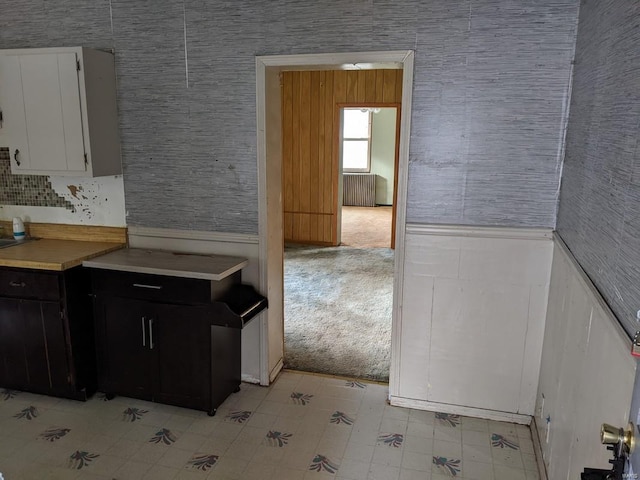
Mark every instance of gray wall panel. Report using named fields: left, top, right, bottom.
left=557, top=0, right=640, bottom=336
left=0, top=0, right=579, bottom=233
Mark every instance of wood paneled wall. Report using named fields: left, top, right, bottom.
left=282, top=69, right=403, bottom=245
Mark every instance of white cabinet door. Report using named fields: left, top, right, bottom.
left=0, top=52, right=86, bottom=174
left=19, top=53, right=86, bottom=173
left=0, top=55, right=30, bottom=167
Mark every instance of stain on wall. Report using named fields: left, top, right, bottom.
left=0, top=148, right=74, bottom=210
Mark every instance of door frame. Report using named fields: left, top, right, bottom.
left=256, top=51, right=414, bottom=391
left=336, top=102, right=401, bottom=248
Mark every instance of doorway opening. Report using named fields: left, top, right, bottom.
left=256, top=51, right=414, bottom=390
left=339, top=105, right=399, bottom=249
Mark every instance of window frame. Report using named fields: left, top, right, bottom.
left=342, top=108, right=372, bottom=173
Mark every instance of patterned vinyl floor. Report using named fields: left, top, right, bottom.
left=0, top=371, right=540, bottom=479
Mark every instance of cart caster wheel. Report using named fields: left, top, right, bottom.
left=105, top=393, right=116, bottom=400
left=233, top=386, right=241, bottom=393
left=207, top=409, right=217, bottom=417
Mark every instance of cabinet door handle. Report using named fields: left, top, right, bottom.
left=9, top=281, right=26, bottom=288
left=141, top=316, right=146, bottom=347
left=14, top=149, right=20, bottom=166
left=133, top=283, right=162, bottom=290
left=148, top=318, right=154, bottom=350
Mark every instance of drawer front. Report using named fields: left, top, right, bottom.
left=0, top=269, right=61, bottom=300
left=91, top=270, right=211, bottom=304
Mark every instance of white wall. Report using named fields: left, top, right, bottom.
left=0, top=174, right=126, bottom=226
left=535, top=235, right=636, bottom=480
left=391, top=225, right=553, bottom=423
left=370, top=108, right=396, bottom=206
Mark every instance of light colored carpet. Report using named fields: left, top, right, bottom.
left=341, top=206, right=392, bottom=248
left=284, top=245, right=393, bottom=382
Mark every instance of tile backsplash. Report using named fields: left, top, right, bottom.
left=0, top=148, right=74, bottom=211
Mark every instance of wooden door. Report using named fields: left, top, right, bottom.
left=152, top=303, right=211, bottom=411
left=282, top=69, right=403, bottom=245
left=95, top=296, right=153, bottom=399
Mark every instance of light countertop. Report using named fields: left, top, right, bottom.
left=0, top=238, right=125, bottom=271
left=82, top=248, right=248, bottom=281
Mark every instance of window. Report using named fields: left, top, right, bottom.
left=342, top=108, right=372, bottom=172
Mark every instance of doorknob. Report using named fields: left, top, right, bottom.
left=581, top=422, right=635, bottom=479
left=601, top=422, right=635, bottom=454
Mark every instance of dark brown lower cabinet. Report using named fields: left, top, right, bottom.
left=0, top=267, right=96, bottom=400
left=91, top=270, right=263, bottom=415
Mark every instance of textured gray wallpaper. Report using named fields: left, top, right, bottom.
left=0, top=1, right=579, bottom=233
left=557, top=0, right=640, bottom=337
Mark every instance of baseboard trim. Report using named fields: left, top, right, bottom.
left=389, top=396, right=531, bottom=425
left=241, top=374, right=261, bottom=385
left=531, top=416, right=549, bottom=480
left=128, top=226, right=259, bottom=244
left=406, top=224, right=553, bottom=241
left=269, top=357, right=284, bottom=385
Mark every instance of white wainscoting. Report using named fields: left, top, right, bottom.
left=390, top=225, right=554, bottom=424
left=127, top=226, right=265, bottom=385
left=534, top=234, right=635, bottom=480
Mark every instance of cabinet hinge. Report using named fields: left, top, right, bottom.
left=84, top=153, right=88, bottom=165
left=77, top=60, right=81, bottom=71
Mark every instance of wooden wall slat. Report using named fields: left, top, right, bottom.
left=282, top=72, right=293, bottom=215
left=382, top=70, right=396, bottom=102
left=324, top=71, right=334, bottom=223
left=364, top=70, right=377, bottom=102
left=375, top=70, right=385, bottom=103
left=291, top=71, right=300, bottom=214
left=300, top=71, right=311, bottom=216
left=356, top=70, right=367, bottom=103
left=395, top=70, right=404, bottom=103
left=282, top=68, right=401, bottom=245
left=346, top=71, right=358, bottom=103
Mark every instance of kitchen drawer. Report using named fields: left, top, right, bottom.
left=91, top=270, right=212, bottom=304
left=0, top=268, right=61, bottom=300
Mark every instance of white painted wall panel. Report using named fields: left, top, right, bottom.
left=393, top=226, right=553, bottom=421
left=535, top=236, right=636, bottom=480
left=398, top=261, right=433, bottom=400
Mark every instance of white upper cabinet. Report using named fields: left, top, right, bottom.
left=0, top=47, right=121, bottom=177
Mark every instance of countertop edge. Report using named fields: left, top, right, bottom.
left=82, top=258, right=249, bottom=281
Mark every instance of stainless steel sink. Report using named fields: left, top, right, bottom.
left=0, top=238, right=23, bottom=249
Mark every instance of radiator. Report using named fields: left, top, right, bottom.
left=343, top=174, right=376, bottom=207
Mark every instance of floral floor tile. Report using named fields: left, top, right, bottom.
left=14, top=406, right=38, bottom=420
left=491, top=433, right=520, bottom=450
left=291, top=392, right=314, bottom=405
left=68, top=450, right=100, bottom=469
left=435, top=413, right=461, bottom=428
left=309, top=453, right=339, bottom=474
left=377, top=433, right=404, bottom=448
left=226, top=410, right=253, bottom=424
left=186, top=452, right=219, bottom=471
left=122, top=407, right=149, bottom=422
left=264, top=430, right=293, bottom=447
left=39, top=427, right=71, bottom=442
left=433, top=456, right=462, bottom=477
left=149, top=428, right=177, bottom=445
left=329, top=411, right=354, bottom=426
